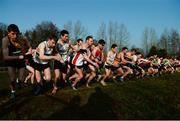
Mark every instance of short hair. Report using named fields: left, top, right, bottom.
left=122, top=47, right=128, bottom=51
left=111, top=44, right=117, bottom=49
left=77, top=38, right=83, bottom=43
left=86, top=35, right=93, bottom=41
left=60, top=30, right=69, bottom=36
left=98, top=39, right=106, bottom=45
left=48, top=34, right=57, bottom=42
left=7, top=24, right=20, bottom=33
left=136, top=51, right=141, bottom=55
left=131, top=48, right=137, bottom=53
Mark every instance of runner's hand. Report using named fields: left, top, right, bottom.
left=94, top=62, right=99, bottom=68
left=59, top=59, right=64, bottom=64
left=113, top=64, right=119, bottom=67
left=54, top=55, right=61, bottom=61
left=18, top=55, right=24, bottom=59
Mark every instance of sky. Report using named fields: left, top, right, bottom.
left=0, top=0, right=180, bottom=48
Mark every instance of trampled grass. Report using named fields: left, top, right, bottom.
left=0, top=72, right=180, bottom=119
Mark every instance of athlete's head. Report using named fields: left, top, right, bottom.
left=7, top=24, right=20, bottom=41
left=60, top=30, right=69, bottom=42
left=111, top=44, right=118, bottom=53
left=86, top=35, right=94, bottom=46
left=98, top=39, right=106, bottom=50
left=76, top=38, right=83, bottom=46
left=131, top=48, right=137, bottom=55
left=47, top=35, right=57, bottom=48
left=122, top=47, right=128, bottom=53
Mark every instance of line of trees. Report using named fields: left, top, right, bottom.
left=96, top=21, right=130, bottom=51
left=142, top=27, right=180, bottom=58
left=1, top=21, right=180, bottom=63
left=0, top=23, right=8, bottom=62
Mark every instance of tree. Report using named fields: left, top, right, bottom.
left=63, top=21, right=73, bottom=40
left=25, top=21, right=59, bottom=48
left=96, top=22, right=107, bottom=51
left=147, top=46, right=158, bottom=57
left=149, top=28, right=158, bottom=47
left=141, top=27, right=158, bottom=56
left=108, top=21, right=114, bottom=49
left=157, top=48, right=168, bottom=58
left=0, top=23, right=8, bottom=48
left=117, top=23, right=130, bottom=49
left=0, top=23, right=8, bottom=63
left=73, top=20, right=88, bottom=43
left=170, top=29, right=180, bottom=54
left=96, top=22, right=107, bottom=41
left=63, top=20, right=88, bottom=44
left=158, top=29, right=169, bottom=51
left=142, top=27, right=149, bottom=56
left=107, top=21, right=130, bottom=51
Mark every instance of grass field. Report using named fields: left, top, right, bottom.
left=0, top=72, right=180, bottom=119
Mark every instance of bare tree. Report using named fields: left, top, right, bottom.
left=96, top=22, right=107, bottom=41
left=108, top=21, right=114, bottom=49
left=142, top=27, right=149, bottom=56
left=159, top=29, right=169, bottom=51
left=73, top=20, right=88, bottom=43
left=170, top=29, right=180, bottom=54
left=107, top=21, right=130, bottom=51
left=117, top=23, right=130, bottom=49
left=141, top=27, right=158, bottom=56
left=63, top=21, right=73, bottom=40
left=149, top=28, right=158, bottom=47
left=96, top=22, right=108, bottom=51
left=63, top=21, right=73, bottom=33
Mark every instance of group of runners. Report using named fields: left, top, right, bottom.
left=2, top=24, right=180, bottom=99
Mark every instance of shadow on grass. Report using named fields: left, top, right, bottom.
left=0, top=94, right=33, bottom=119
left=48, top=87, right=118, bottom=120
left=0, top=89, right=9, bottom=98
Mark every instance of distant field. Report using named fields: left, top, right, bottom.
left=0, top=72, right=180, bottom=120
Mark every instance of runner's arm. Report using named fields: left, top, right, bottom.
left=2, top=38, right=23, bottom=60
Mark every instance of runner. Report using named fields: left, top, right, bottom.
left=100, top=44, right=118, bottom=86
left=52, top=30, right=74, bottom=94
left=33, top=35, right=63, bottom=95
left=69, top=36, right=99, bottom=90
left=24, top=49, right=37, bottom=85
left=86, top=39, right=106, bottom=88
left=116, top=47, right=132, bottom=82
left=2, top=24, right=32, bottom=99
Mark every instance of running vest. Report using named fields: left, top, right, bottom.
left=34, top=41, right=53, bottom=64
left=105, top=52, right=116, bottom=66
left=7, top=37, right=23, bottom=56
left=95, top=49, right=102, bottom=61
left=56, top=41, right=70, bottom=62
left=163, top=59, right=170, bottom=65
left=72, top=49, right=87, bottom=66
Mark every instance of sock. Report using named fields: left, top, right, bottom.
left=11, top=90, right=15, bottom=93
left=11, top=80, right=16, bottom=91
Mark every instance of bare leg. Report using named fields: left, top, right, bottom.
left=8, top=67, right=16, bottom=92
left=43, top=67, right=51, bottom=82
left=24, top=73, right=32, bottom=83
left=72, top=67, right=83, bottom=90
left=52, top=69, right=60, bottom=94
left=122, top=66, right=132, bottom=78
left=86, top=65, right=96, bottom=88
left=69, top=73, right=78, bottom=81
left=25, top=65, right=34, bottom=84
left=100, top=68, right=111, bottom=86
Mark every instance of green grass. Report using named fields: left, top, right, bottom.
left=0, top=72, right=180, bottom=119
